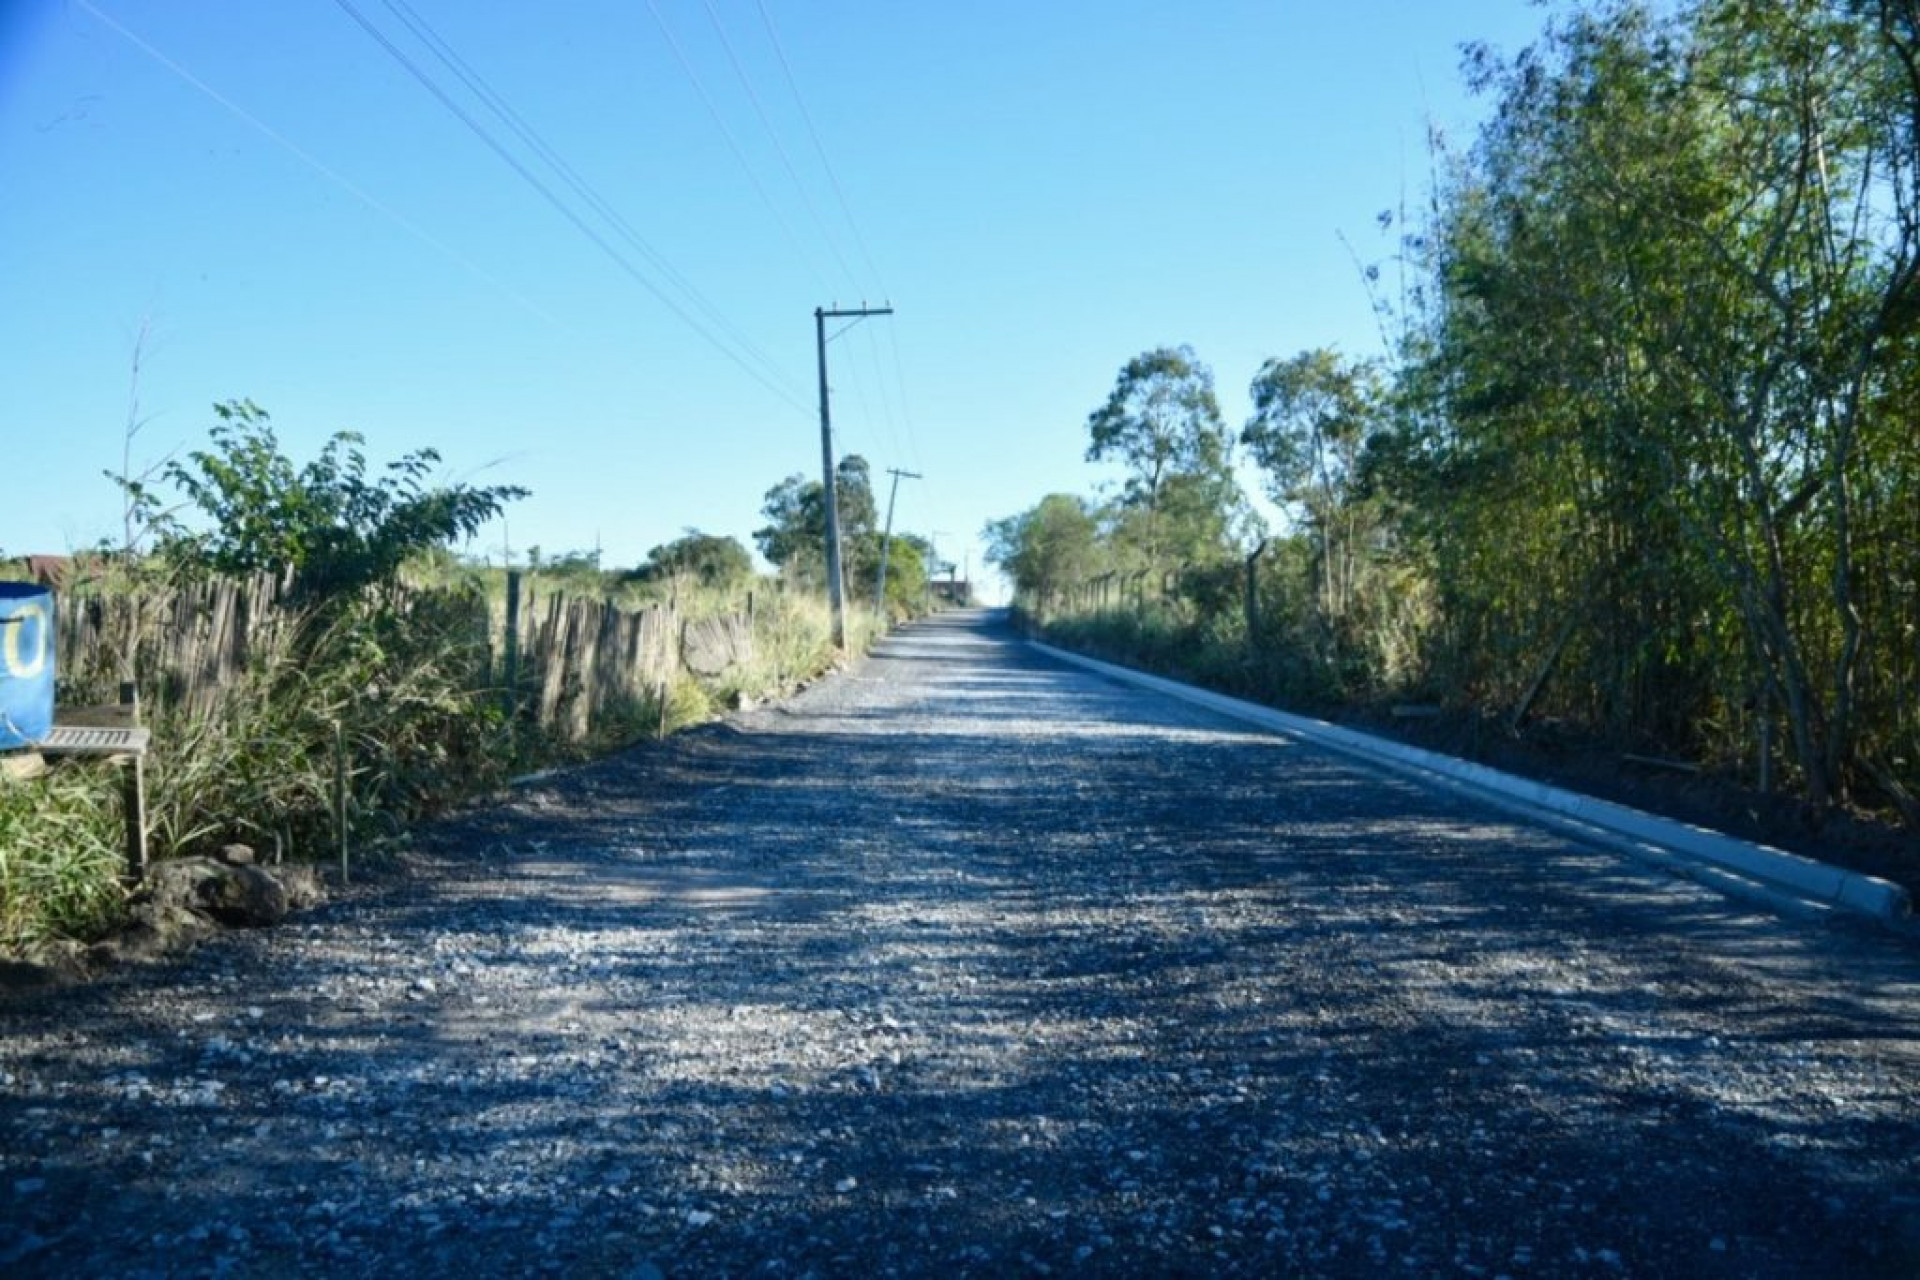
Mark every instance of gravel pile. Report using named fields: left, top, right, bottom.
left=4, top=610, right=1919, bottom=1277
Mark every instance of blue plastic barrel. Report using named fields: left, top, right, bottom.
left=0, top=582, right=55, bottom=749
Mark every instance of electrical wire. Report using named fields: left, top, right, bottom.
left=72, top=0, right=565, bottom=330
left=861, top=321, right=902, bottom=462
left=659, top=0, right=919, bottom=478
left=698, top=0, right=862, bottom=298
left=643, top=0, right=832, bottom=298
left=376, top=0, right=799, bottom=397
left=752, top=0, right=922, bottom=469
left=885, top=322, right=923, bottom=470
left=328, top=0, right=811, bottom=414
left=830, top=333, right=877, bottom=464
left=753, top=0, right=887, bottom=296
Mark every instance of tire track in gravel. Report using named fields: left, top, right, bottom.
left=3, top=608, right=1919, bottom=1278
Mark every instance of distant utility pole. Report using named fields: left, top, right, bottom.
left=927, top=530, right=950, bottom=610
left=815, top=303, right=894, bottom=649
left=873, top=467, right=922, bottom=617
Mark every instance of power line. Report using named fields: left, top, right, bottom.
left=328, top=0, right=810, bottom=414
left=885, top=324, right=924, bottom=471
left=699, top=0, right=862, bottom=297
left=643, top=0, right=832, bottom=298
left=860, top=321, right=903, bottom=462
left=826, top=326, right=877, bottom=462
left=751, top=1, right=920, bottom=468
left=72, top=0, right=565, bottom=330
left=377, top=0, right=799, bottom=397
left=753, top=0, right=888, bottom=296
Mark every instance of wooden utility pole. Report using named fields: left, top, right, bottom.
left=874, top=467, right=922, bottom=617
left=815, top=304, right=894, bottom=649
left=927, top=530, right=949, bottom=611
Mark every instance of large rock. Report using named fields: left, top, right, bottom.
left=90, top=899, right=216, bottom=966
left=272, top=863, right=327, bottom=911
left=83, top=856, right=325, bottom=968
left=146, top=856, right=292, bottom=927
left=209, top=841, right=325, bottom=906
left=682, top=616, right=752, bottom=678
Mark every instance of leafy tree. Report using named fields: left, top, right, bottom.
left=1243, top=350, right=1379, bottom=515
left=1085, top=347, right=1237, bottom=571
left=134, top=400, right=525, bottom=597
left=874, top=534, right=927, bottom=617
left=1243, top=349, right=1388, bottom=622
left=832, top=454, right=879, bottom=540
left=529, top=549, right=614, bottom=596
left=984, top=494, right=1102, bottom=612
left=752, top=475, right=813, bottom=571
left=754, top=454, right=877, bottom=582
left=635, top=530, right=754, bottom=591
left=1408, top=0, right=1920, bottom=809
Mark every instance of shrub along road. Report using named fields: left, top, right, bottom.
left=3, top=609, right=1919, bottom=1277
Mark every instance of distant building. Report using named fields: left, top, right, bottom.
left=19, top=555, right=73, bottom=587
left=13, top=554, right=108, bottom=588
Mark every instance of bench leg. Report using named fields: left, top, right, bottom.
left=117, top=682, right=148, bottom=881
left=122, top=755, right=148, bottom=881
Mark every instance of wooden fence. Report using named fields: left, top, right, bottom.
left=54, top=573, right=295, bottom=716
left=51, top=573, right=753, bottom=745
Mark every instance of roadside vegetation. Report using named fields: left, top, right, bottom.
left=0, top=404, right=928, bottom=955
left=989, top=0, right=1920, bottom=846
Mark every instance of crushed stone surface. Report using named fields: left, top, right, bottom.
left=4, top=609, right=1919, bottom=1277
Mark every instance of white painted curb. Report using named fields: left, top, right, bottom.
left=1029, top=641, right=1912, bottom=925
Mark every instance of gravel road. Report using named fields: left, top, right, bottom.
left=4, top=609, right=1919, bottom=1278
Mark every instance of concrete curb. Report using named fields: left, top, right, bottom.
left=1029, top=640, right=1912, bottom=926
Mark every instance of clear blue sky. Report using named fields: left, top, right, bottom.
left=2, top=0, right=1551, bottom=598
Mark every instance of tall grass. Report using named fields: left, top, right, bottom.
left=710, top=588, right=888, bottom=707
left=1039, top=605, right=1296, bottom=703
left=145, top=589, right=506, bottom=860
left=0, top=768, right=125, bottom=949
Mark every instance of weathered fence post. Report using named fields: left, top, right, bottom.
left=503, top=569, right=522, bottom=723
